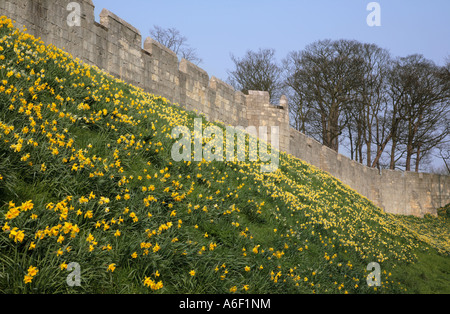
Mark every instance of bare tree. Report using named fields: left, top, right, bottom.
left=438, top=58, right=450, bottom=174
left=283, top=42, right=448, bottom=172
left=363, top=55, right=408, bottom=170
left=227, top=48, right=282, bottom=103
left=388, top=55, right=450, bottom=172
left=282, top=51, right=312, bottom=134
left=345, top=43, right=391, bottom=167
left=150, top=25, right=202, bottom=65
left=436, top=145, right=450, bottom=174
left=283, top=39, right=365, bottom=152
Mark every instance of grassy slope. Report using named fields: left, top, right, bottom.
left=0, top=16, right=449, bottom=294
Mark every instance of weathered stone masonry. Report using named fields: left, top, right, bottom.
left=1, top=0, right=449, bottom=216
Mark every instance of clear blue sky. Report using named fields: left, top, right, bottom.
left=92, top=0, right=450, bottom=82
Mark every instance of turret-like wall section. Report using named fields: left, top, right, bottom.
left=1, top=0, right=448, bottom=216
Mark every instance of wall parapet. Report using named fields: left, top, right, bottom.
left=1, top=0, right=448, bottom=216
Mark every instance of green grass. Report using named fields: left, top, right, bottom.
left=391, top=249, right=450, bottom=294
left=0, top=16, right=449, bottom=294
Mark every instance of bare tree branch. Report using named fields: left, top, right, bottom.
left=149, top=25, right=202, bottom=65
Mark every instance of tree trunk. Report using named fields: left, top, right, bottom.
left=390, top=137, right=397, bottom=170
left=348, top=124, right=354, bottom=160
left=405, top=142, right=413, bottom=172
left=366, top=120, right=372, bottom=167
left=415, top=145, right=421, bottom=172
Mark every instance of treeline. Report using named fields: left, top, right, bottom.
left=227, top=41, right=450, bottom=172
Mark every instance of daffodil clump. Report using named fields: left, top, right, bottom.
left=0, top=16, right=449, bottom=294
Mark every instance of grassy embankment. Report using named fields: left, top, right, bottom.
left=0, top=16, right=449, bottom=294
